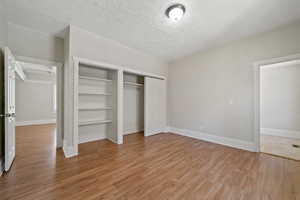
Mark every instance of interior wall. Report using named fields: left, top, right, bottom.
left=7, top=23, right=64, bottom=62
left=70, top=26, right=168, bottom=76
left=168, top=21, right=300, bottom=144
left=15, top=80, right=56, bottom=125
left=0, top=1, right=7, bottom=47
left=260, top=64, right=300, bottom=132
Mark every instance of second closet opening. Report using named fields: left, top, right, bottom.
left=123, top=72, right=145, bottom=136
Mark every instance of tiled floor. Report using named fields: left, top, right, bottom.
left=261, top=135, right=300, bottom=161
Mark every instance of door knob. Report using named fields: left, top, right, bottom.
left=0, top=113, right=15, bottom=118
left=0, top=113, right=11, bottom=118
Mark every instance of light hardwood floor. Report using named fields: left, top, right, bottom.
left=261, top=135, right=300, bottom=161
left=0, top=125, right=300, bottom=200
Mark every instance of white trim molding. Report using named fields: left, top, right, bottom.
left=261, top=128, right=300, bottom=139
left=23, top=79, right=55, bottom=84
left=117, top=70, right=124, bottom=145
left=79, top=133, right=106, bottom=144
left=63, top=140, right=78, bottom=158
left=144, top=128, right=167, bottom=137
left=73, top=57, right=166, bottom=80
left=260, top=59, right=300, bottom=69
left=169, top=127, right=256, bottom=152
left=16, top=56, right=63, bottom=68
left=124, top=129, right=144, bottom=135
left=16, top=119, right=56, bottom=126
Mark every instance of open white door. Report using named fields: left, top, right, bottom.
left=3, top=47, right=16, bottom=171
left=144, top=77, right=166, bottom=136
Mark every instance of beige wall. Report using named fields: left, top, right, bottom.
left=168, top=21, right=300, bottom=143
left=7, top=23, right=64, bottom=62
left=70, top=26, right=168, bottom=77
left=261, top=64, right=300, bottom=132
left=15, top=79, right=56, bottom=124
left=0, top=1, right=7, bottom=47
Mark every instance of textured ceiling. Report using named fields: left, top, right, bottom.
left=6, top=0, right=300, bottom=61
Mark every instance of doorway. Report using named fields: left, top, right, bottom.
left=13, top=57, right=63, bottom=168
left=254, top=55, right=300, bottom=160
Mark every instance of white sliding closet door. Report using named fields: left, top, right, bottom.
left=144, top=77, right=166, bottom=136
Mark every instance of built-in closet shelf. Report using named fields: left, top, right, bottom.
left=124, top=82, right=144, bottom=87
left=79, top=75, right=112, bottom=83
left=79, top=91, right=112, bottom=96
left=78, top=119, right=112, bottom=126
left=78, top=106, right=112, bottom=111
left=77, top=64, right=117, bottom=146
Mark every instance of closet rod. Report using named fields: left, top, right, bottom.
left=124, top=82, right=144, bottom=87
left=79, top=75, right=112, bottom=83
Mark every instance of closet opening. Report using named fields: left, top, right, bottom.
left=123, top=72, right=145, bottom=138
left=77, top=64, right=118, bottom=149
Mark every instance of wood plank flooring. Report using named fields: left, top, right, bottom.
left=261, top=135, right=300, bottom=161
left=0, top=124, right=300, bottom=200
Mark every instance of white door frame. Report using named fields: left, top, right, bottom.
left=16, top=56, right=64, bottom=148
left=253, top=53, right=300, bottom=152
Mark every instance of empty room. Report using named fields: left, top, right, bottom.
left=0, top=0, right=300, bottom=199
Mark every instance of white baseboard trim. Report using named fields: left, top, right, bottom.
left=107, top=137, right=118, bottom=144
left=63, top=145, right=77, bottom=158
left=261, top=128, right=300, bottom=139
left=123, top=129, right=144, bottom=135
left=169, top=127, right=256, bottom=152
left=63, top=140, right=78, bottom=158
left=79, top=133, right=106, bottom=144
left=144, top=128, right=167, bottom=137
left=16, top=119, right=56, bottom=126
left=165, top=126, right=171, bottom=132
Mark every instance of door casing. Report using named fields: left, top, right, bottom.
left=253, top=53, right=300, bottom=152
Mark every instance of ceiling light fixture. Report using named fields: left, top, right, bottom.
left=166, top=4, right=186, bottom=22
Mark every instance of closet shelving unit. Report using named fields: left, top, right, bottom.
left=78, top=91, right=112, bottom=95
left=76, top=63, right=118, bottom=145
left=66, top=57, right=168, bottom=158
left=78, top=119, right=112, bottom=126
left=78, top=106, right=112, bottom=111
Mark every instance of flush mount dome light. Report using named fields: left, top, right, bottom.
left=166, top=4, right=186, bottom=22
